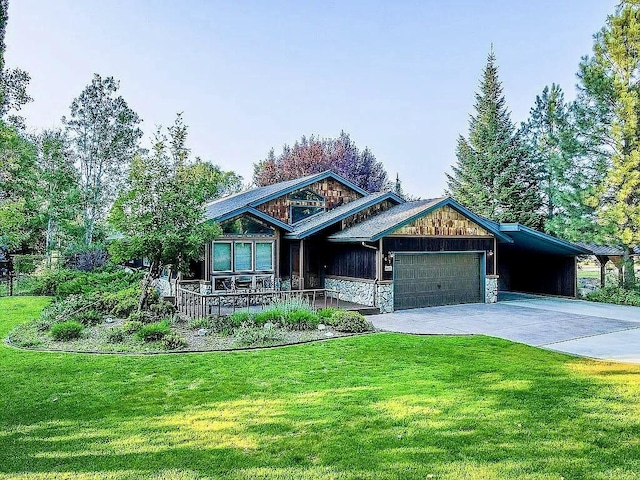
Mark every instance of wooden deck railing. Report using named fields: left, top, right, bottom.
left=176, top=286, right=341, bottom=319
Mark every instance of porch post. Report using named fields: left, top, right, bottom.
left=376, top=238, right=383, bottom=281
left=299, top=239, right=305, bottom=290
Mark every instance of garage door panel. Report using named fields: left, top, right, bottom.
left=394, top=253, right=482, bottom=310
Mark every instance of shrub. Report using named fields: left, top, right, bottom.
left=162, top=333, right=188, bottom=350
left=123, top=320, right=143, bottom=334
left=106, top=328, right=126, bottom=344
left=99, top=287, right=140, bottom=317
left=149, top=300, right=176, bottom=318
left=283, top=310, right=320, bottom=331
left=51, top=321, right=83, bottom=341
left=69, top=248, right=109, bottom=271
left=253, top=308, right=284, bottom=326
left=40, top=295, right=97, bottom=324
left=269, top=298, right=314, bottom=315
left=235, top=324, right=286, bottom=347
left=127, top=310, right=155, bottom=324
left=229, top=311, right=253, bottom=327
left=317, top=307, right=338, bottom=319
left=136, top=321, right=170, bottom=342
left=34, top=319, right=52, bottom=332
left=328, top=310, right=374, bottom=333
left=586, top=286, right=640, bottom=307
left=188, top=317, right=212, bottom=329
left=70, top=309, right=103, bottom=326
left=32, top=267, right=143, bottom=298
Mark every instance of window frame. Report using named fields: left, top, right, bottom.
left=212, top=241, right=233, bottom=272
left=255, top=241, right=275, bottom=272
left=233, top=241, right=254, bottom=272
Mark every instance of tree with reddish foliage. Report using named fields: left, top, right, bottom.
left=253, top=131, right=389, bottom=192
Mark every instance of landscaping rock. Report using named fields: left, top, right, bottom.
left=317, top=323, right=326, bottom=330
left=197, top=328, right=209, bottom=336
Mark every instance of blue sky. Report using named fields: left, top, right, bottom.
left=6, top=0, right=617, bottom=197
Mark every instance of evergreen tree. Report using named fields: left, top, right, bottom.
left=521, top=84, right=603, bottom=241
left=447, top=51, right=541, bottom=227
left=579, top=1, right=640, bottom=287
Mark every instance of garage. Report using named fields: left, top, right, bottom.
left=393, top=252, right=483, bottom=310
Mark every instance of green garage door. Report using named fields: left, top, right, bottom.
left=393, top=252, right=482, bottom=310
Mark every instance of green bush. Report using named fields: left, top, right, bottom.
left=106, top=328, right=126, bottom=344
left=136, top=321, right=171, bottom=342
left=32, top=267, right=143, bottom=298
left=283, top=310, right=320, bottom=331
left=40, top=294, right=97, bottom=324
left=51, top=321, right=84, bottom=341
left=127, top=310, right=155, bottom=324
left=586, top=286, right=640, bottom=306
left=34, top=319, right=52, bottom=332
left=149, top=300, right=176, bottom=318
left=99, top=287, right=140, bottom=317
left=235, top=324, right=286, bottom=347
left=229, top=311, right=252, bottom=327
left=70, top=309, right=103, bottom=326
left=253, top=308, right=284, bottom=326
left=188, top=317, right=212, bottom=329
left=123, top=320, right=143, bottom=334
left=317, top=307, right=338, bottom=319
left=162, top=333, right=188, bottom=350
left=328, top=310, right=374, bottom=333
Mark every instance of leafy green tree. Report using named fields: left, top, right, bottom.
left=63, top=74, right=142, bottom=247
left=0, top=0, right=31, bottom=128
left=0, top=122, right=38, bottom=252
left=108, top=116, right=237, bottom=310
left=447, top=51, right=541, bottom=227
left=34, top=130, right=82, bottom=251
left=579, top=1, right=640, bottom=287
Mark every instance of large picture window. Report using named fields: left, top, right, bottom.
left=234, top=242, right=253, bottom=271
left=255, top=242, right=274, bottom=271
left=213, top=242, right=232, bottom=271
left=212, top=240, right=275, bottom=274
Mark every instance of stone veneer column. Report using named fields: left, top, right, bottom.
left=485, top=275, right=499, bottom=303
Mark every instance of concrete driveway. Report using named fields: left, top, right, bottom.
left=369, top=293, right=640, bottom=364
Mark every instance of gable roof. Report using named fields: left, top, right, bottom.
left=327, top=197, right=513, bottom=243
left=285, top=191, right=405, bottom=240
left=204, top=170, right=368, bottom=225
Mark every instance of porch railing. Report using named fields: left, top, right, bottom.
left=176, top=286, right=341, bottom=319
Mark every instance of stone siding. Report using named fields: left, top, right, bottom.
left=325, top=277, right=376, bottom=307
left=485, top=275, right=498, bottom=303
left=376, top=282, right=394, bottom=313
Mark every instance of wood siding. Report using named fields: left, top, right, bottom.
left=256, top=178, right=363, bottom=224
left=393, top=205, right=490, bottom=236
left=342, top=199, right=396, bottom=230
left=383, top=237, right=494, bottom=280
left=325, top=244, right=376, bottom=280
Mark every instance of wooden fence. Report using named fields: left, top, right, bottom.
left=176, top=285, right=341, bottom=319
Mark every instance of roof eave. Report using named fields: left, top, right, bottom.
left=284, top=191, right=405, bottom=240
left=210, top=207, right=293, bottom=232
left=499, top=223, right=590, bottom=255
left=248, top=171, right=369, bottom=208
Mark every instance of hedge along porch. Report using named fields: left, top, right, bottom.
left=198, top=170, right=588, bottom=313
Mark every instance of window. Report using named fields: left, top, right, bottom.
left=213, top=242, right=232, bottom=271
left=290, top=188, right=325, bottom=223
left=220, top=216, right=275, bottom=236
left=255, top=242, right=274, bottom=271
left=234, top=242, right=253, bottom=271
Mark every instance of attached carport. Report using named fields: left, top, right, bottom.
left=497, top=224, right=590, bottom=297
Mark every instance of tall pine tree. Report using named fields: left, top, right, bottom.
left=579, top=1, right=640, bottom=287
left=447, top=51, right=541, bottom=227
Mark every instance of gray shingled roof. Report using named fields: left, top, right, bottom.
left=328, top=198, right=444, bottom=241
left=204, top=172, right=332, bottom=221
left=285, top=191, right=403, bottom=239
left=577, top=243, right=640, bottom=256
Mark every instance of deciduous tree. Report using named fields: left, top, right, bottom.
left=63, top=74, right=142, bottom=246
left=253, top=131, right=389, bottom=192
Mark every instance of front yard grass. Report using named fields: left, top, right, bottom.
left=1, top=297, right=640, bottom=479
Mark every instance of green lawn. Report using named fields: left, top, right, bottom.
left=1, top=298, right=640, bottom=479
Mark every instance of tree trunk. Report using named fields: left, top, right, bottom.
left=138, top=260, right=162, bottom=312
left=623, top=248, right=636, bottom=289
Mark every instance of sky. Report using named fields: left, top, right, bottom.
left=6, top=0, right=618, bottom=198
